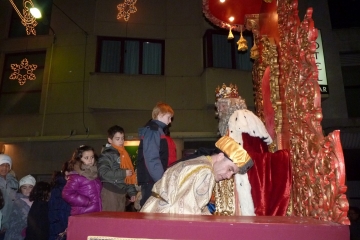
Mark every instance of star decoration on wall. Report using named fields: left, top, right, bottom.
left=117, top=0, right=137, bottom=21
left=9, top=58, right=37, bottom=85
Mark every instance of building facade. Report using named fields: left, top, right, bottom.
left=0, top=0, right=359, bottom=200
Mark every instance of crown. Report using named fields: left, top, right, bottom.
left=215, top=83, right=239, bottom=100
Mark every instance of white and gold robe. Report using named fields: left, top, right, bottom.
left=140, top=156, right=214, bottom=215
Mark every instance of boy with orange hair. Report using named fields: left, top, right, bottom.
left=137, top=102, right=174, bottom=208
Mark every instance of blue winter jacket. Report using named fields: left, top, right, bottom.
left=137, top=120, right=169, bottom=184
left=48, top=176, right=71, bottom=240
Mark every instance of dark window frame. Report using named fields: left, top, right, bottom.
left=203, top=29, right=253, bottom=71
left=95, top=36, right=165, bottom=75
left=340, top=51, right=360, bottom=118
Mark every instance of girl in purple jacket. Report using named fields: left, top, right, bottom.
left=62, top=145, right=102, bottom=215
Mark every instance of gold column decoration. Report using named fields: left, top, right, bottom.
left=252, top=36, right=281, bottom=152
left=117, top=0, right=137, bottom=21
left=9, top=58, right=37, bottom=85
left=237, top=27, right=248, bottom=51
left=264, top=0, right=273, bottom=3
left=8, top=0, right=38, bottom=35
left=246, top=12, right=281, bottom=152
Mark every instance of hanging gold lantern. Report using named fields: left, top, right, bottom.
left=237, top=29, right=248, bottom=51
left=250, top=36, right=259, bottom=59
left=228, top=27, right=234, bottom=40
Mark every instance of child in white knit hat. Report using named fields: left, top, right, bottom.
left=5, top=175, right=36, bottom=240
left=0, top=154, right=19, bottom=238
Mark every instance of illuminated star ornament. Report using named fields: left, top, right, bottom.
left=117, top=0, right=137, bottom=21
left=8, top=0, right=38, bottom=35
left=9, top=58, right=38, bottom=85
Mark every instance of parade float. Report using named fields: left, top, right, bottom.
left=67, top=0, right=350, bottom=239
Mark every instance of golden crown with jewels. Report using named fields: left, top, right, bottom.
left=215, top=83, right=239, bottom=101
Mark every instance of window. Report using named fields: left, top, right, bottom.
left=328, top=0, right=360, bottom=29
left=343, top=149, right=360, bottom=181
left=203, top=29, right=253, bottom=71
left=8, top=0, right=53, bottom=38
left=0, top=51, right=46, bottom=114
left=343, top=65, right=360, bottom=118
left=96, top=36, right=165, bottom=75
left=340, top=52, right=360, bottom=118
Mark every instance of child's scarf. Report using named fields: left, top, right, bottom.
left=74, top=162, right=98, bottom=180
left=112, top=144, right=137, bottom=184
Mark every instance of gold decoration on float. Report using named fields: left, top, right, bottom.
left=246, top=12, right=280, bottom=151
left=8, top=0, right=38, bottom=35
left=277, top=0, right=349, bottom=225
left=213, top=177, right=236, bottom=216
left=250, top=36, right=259, bottom=60
left=244, top=14, right=259, bottom=36
left=228, top=27, right=234, bottom=40
left=9, top=58, right=37, bottom=85
left=117, top=0, right=137, bottom=21
left=237, top=28, right=248, bottom=51
left=252, top=36, right=281, bottom=152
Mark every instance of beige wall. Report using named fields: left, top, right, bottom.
left=0, top=0, right=254, bottom=177
left=0, top=0, right=353, bottom=178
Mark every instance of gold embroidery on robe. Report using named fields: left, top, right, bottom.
left=141, top=156, right=214, bottom=215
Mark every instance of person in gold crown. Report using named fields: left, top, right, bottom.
left=214, top=83, right=291, bottom=217
left=140, top=136, right=253, bottom=214
left=216, top=83, right=231, bottom=99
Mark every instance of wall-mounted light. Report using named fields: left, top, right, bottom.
left=29, top=7, right=41, bottom=19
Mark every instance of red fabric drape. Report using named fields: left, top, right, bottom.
left=242, top=133, right=292, bottom=216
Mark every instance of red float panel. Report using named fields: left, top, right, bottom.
left=67, top=212, right=349, bottom=240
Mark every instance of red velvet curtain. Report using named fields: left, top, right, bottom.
left=242, top=133, right=292, bottom=216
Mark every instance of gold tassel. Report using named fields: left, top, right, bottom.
left=228, top=28, right=234, bottom=40
left=237, top=29, right=248, bottom=51
left=250, top=35, right=259, bottom=59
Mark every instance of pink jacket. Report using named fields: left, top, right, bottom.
left=62, top=172, right=102, bottom=215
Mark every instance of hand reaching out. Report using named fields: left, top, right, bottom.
left=126, top=169, right=133, bottom=176
left=129, top=195, right=136, bottom=202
